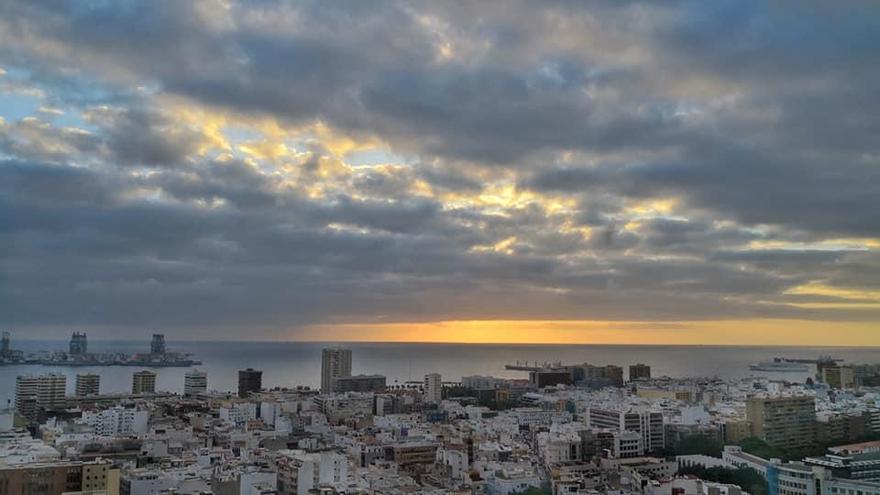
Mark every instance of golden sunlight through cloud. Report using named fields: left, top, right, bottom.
left=295, top=319, right=880, bottom=346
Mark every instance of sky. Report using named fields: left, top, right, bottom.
left=0, top=1, right=879, bottom=345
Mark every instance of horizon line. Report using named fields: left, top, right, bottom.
left=9, top=338, right=880, bottom=349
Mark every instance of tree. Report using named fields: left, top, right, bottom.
left=512, top=488, right=552, bottom=495
left=740, top=437, right=786, bottom=460
left=666, top=434, right=724, bottom=456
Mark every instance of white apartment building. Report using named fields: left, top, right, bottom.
left=587, top=406, right=665, bottom=453
left=82, top=406, right=150, bottom=436
left=184, top=369, right=207, bottom=396
left=276, top=449, right=348, bottom=495
left=219, top=402, right=259, bottom=429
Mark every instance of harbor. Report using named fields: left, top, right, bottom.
left=0, top=332, right=201, bottom=367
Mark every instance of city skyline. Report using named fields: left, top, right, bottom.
left=5, top=335, right=880, bottom=494
left=1, top=2, right=879, bottom=345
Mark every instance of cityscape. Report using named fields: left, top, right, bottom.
left=1, top=334, right=880, bottom=495
left=2, top=1, right=880, bottom=494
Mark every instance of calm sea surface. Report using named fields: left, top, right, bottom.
left=2, top=340, right=879, bottom=406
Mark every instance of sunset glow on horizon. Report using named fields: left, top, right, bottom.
left=294, top=320, right=880, bottom=347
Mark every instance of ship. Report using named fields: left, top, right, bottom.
left=749, top=359, right=809, bottom=372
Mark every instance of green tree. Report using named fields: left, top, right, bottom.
left=512, top=488, right=552, bottom=495
left=666, top=434, right=724, bottom=456
left=740, top=437, right=786, bottom=460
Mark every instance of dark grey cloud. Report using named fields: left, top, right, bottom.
left=1, top=0, right=879, bottom=337
left=523, top=143, right=880, bottom=238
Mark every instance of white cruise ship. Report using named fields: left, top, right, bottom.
left=749, top=359, right=810, bottom=372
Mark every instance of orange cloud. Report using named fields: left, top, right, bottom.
left=293, top=319, right=880, bottom=346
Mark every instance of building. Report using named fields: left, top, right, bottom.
left=767, top=459, right=820, bottom=495
left=37, top=374, right=67, bottom=411
left=333, top=374, right=386, bottom=393
left=485, top=465, right=543, bottom=495
left=529, top=370, right=572, bottom=388
left=276, top=449, right=348, bottom=495
left=424, top=373, right=442, bottom=404
left=666, top=422, right=725, bottom=451
left=219, top=402, right=258, bottom=428
left=725, top=445, right=880, bottom=495
left=1, top=331, right=10, bottom=355
left=388, top=442, right=440, bottom=468
left=0, top=459, right=114, bottom=495
left=312, top=394, right=373, bottom=420
left=575, top=364, right=625, bottom=388
left=150, top=333, right=166, bottom=354
left=629, top=363, right=652, bottom=381
left=14, top=375, right=39, bottom=422
left=75, top=373, right=100, bottom=397
left=817, top=413, right=869, bottom=445
left=725, top=419, right=754, bottom=444
left=854, top=365, right=880, bottom=387
left=822, top=477, right=880, bottom=495
left=69, top=332, right=88, bottom=355
left=82, top=406, right=149, bottom=436
left=636, top=386, right=696, bottom=402
left=320, top=347, right=352, bottom=393
left=823, top=366, right=856, bottom=389
left=212, top=468, right=277, bottom=495
left=184, top=369, right=207, bottom=396
left=587, top=407, right=665, bottom=453
left=131, top=370, right=157, bottom=394
left=120, top=468, right=204, bottom=495
left=16, top=373, right=67, bottom=422
left=238, top=368, right=263, bottom=398
left=723, top=445, right=771, bottom=476
left=805, top=441, right=880, bottom=482
left=609, top=430, right=644, bottom=458
left=747, top=395, right=817, bottom=452
left=462, top=375, right=502, bottom=390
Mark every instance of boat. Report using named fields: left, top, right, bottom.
left=749, top=359, right=809, bottom=372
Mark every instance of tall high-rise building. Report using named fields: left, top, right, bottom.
left=576, top=364, right=625, bottom=388
left=629, top=363, right=652, bottom=382
left=321, top=347, right=352, bottom=393
left=424, top=373, right=442, bottom=404
left=15, top=375, right=39, bottom=422
left=75, top=373, right=100, bottom=397
left=184, top=369, right=207, bottom=396
left=132, top=370, right=157, bottom=394
left=15, top=373, right=67, bottom=422
left=69, top=332, right=88, bottom=355
left=150, top=333, right=166, bottom=354
left=1, top=331, right=10, bottom=355
left=238, top=368, right=263, bottom=398
left=747, top=395, right=816, bottom=451
left=37, top=373, right=67, bottom=411
left=822, top=366, right=856, bottom=389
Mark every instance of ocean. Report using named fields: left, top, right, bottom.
left=2, top=340, right=879, bottom=406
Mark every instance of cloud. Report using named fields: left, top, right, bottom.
left=0, top=0, right=878, bottom=338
